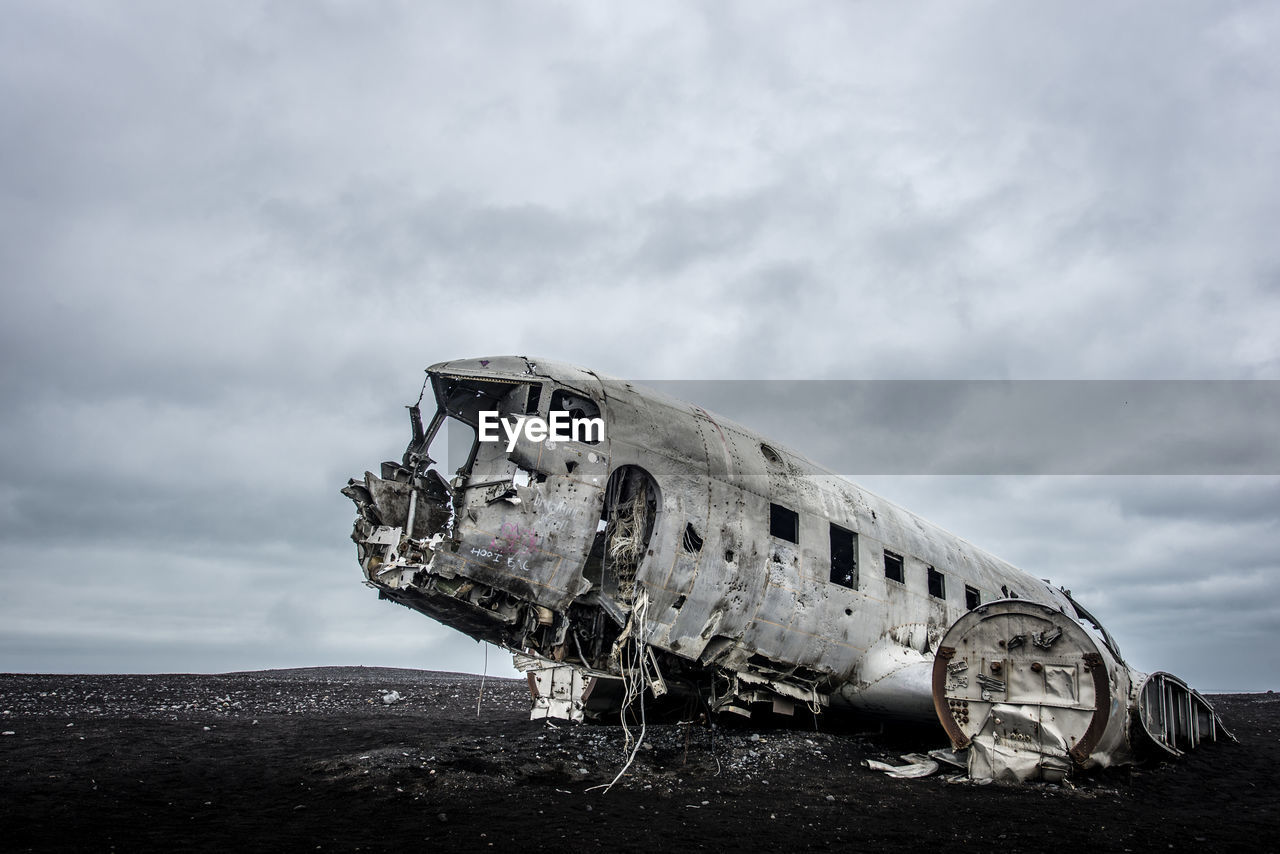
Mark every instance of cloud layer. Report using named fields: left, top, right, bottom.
left=2, top=1, right=1278, bottom=690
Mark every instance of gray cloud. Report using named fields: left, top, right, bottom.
left=2, top=1, right=1279, bottom=692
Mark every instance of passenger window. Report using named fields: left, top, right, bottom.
left=883, top=549, right=904, bottom=584
left=965, top=585, right=981, bottom=610
left=829, top=524, right=858, bottom=589
left=770, top=504, right=799, bottom=543
left=682, top=522, right=704, bottom=553
left=927, top=566, right=946, bottom=600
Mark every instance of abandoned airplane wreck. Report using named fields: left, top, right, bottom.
left=341, top=356, right=1230, bottom=783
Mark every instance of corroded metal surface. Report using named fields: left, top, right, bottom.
left=342, top=356, right=1229, bottom=781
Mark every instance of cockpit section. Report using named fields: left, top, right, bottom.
left=342, top=362, right=613, bottom=660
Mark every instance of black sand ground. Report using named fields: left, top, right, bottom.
left=1, top=668, right=1275, bottom=852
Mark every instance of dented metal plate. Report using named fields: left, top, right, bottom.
left=933, top=599, right=1231, bottom=782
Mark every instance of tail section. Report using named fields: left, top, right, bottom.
left=932, top=598, right=1231, bottom=783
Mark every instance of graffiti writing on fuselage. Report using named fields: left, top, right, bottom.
left=491, top=521, right=539, bottom=556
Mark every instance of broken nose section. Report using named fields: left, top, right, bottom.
left=341, top=461, right=585, bottom=652
left=343, top=463, right=532, bottom=650
left=932, top=599, right=1232, bottom=783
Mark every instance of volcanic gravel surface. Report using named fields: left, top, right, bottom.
left=1, top=668, right=1276, bottom=852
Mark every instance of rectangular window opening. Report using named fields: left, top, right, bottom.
left=883, top=549, right=904, bottom=584
left=829, top=524, right=858, bottom=589
left=927, top=566, right=946, bottom=600
left=548, top=388, right=602, bottom=444
left=682, top=522, right=704, bottom=553
left=769, top=503, right=799, bottom=544
left=965, top=585, right=981, bottom=610
left=524, top=383, right=543, bottom=415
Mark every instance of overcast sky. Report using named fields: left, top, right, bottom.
left=2, top=2, right=1277, bottom=692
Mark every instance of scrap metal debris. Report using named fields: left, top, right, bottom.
left=864, top=754, right=940, bottom=779
left=933, top=599, right=1233, bottom=783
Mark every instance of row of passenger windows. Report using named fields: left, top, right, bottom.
left=769, top=502, right=983, bottom=609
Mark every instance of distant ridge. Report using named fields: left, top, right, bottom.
left=219, top=666, right=519, bottom=682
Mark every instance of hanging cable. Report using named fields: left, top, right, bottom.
left=476, top=644, right=488, bottom=717
left=588, top=590, right=652, bottom=794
